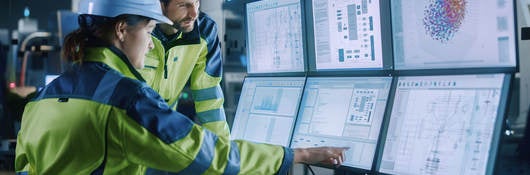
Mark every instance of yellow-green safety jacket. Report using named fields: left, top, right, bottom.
left=138, top=12, right=225, bottom=128
left=15, top=46, right=293, bottom=175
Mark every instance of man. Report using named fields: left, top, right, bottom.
left=139, top=0, right=226, bottom=132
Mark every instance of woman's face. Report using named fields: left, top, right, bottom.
left=118, top=20, right=157, bottom=69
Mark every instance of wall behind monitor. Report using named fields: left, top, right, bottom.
left=222, top=0, right=253, bottom=69
left=221, top=0, right=256, bottom=124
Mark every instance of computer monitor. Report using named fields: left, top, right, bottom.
left=392, top=0, right=516, bottom=70
left=378, top=73, right=510, bottom=175
left=309, top=0, right=386, bottom=71
left=246, top=0, right=306, bottom=74
left=45, top=75, right=59, bottom=86
left=290, top=76, right=392, bottom=170
left=230, top=77, right=305, bottom=146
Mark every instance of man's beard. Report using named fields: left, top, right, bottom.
left=174, top=19, right=195, bottom=33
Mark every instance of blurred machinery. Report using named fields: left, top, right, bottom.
left=6, top=17, right=64, bottom=89
left=1, top=9, right=79, bottom=171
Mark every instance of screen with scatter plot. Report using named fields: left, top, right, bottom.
left=392, top=0, right=516, bottom=70
left=378, top=74, right=510, bottom=175
left=230, top=77, right=305, bottom=146
left=311, top=0, right=384, bottom=70
left=246, top=0, right=305, bottom=74
left=290, top=77, right=392, bottom=170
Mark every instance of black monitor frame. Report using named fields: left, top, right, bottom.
left=236, top=0, right=519, bottom=173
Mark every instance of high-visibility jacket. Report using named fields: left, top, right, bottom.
left=15, top=46, right=293, bottom=175
left=138, top=12, right=226, bottom=131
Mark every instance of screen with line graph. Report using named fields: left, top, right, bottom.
left=290, top=77, right=392, bottom=170
left=230, top=77, right=305, bottom=146
left=392, top=0, right=516, bottom=70
left=379, top=74, right=510, bottom=175
left=311, top=0, right=384, bottom=70
left=246, top=0, right=305, bottom=74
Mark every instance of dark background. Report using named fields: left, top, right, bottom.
left=0, top=0, right=71, bottom=31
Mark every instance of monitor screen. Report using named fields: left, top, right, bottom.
left=230, top=77, right=305, bottom=146
left=246, top=0, right=306, bottom=74
left=379, top=74, right=509, bottom=175
left=311, top=0, right=384, bottom=70
left=392, top=0, right=516, bottom=70
left=291, top=77, right=392, bottom=170
left=45, top=75, right=59, bottom=86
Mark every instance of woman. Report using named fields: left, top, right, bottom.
left=15, top=0, right=347, bottom=174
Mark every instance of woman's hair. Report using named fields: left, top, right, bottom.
left=159, top=0, right=172, bottom=6
left=62, top=14, right=151, bottom=62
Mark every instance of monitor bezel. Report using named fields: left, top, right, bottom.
left=393, top=67, right=518, bottom=76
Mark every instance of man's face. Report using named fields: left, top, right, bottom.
left=162, top=0, right=200, bottom=33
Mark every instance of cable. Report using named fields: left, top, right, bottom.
left=20, top=51, right=29, bottom=87
left=305, top=164, right=315, bottom=175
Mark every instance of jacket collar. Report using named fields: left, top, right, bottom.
left=83, top=46, right=146, bottom=82
left=152, top=20, right=201, bottom=50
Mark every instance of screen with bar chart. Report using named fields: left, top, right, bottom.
left=230, top=77, right=306, bottom=146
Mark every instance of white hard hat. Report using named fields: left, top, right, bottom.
left=78, top=0, right=172, bottom=25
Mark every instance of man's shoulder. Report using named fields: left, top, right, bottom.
left=197, top=12, right=218, bottom=36
left=198, top=12, right=217, bottom=25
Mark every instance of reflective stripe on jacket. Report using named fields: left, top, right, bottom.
left=15, top=47, right=293, bottom=175
left=138, top=13, right=227, bottom=136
